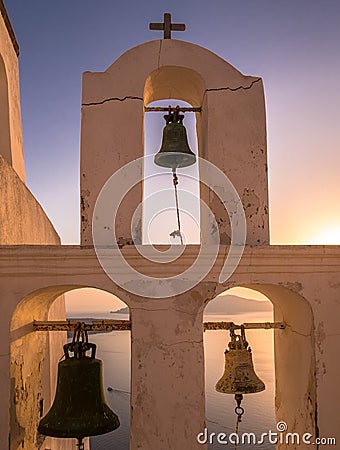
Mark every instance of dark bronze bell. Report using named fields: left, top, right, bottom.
left=154, top=107, right=196, bottom=169
left=38, top=332, right=120, bottom=442
left=215, top=326, right=265, bottom=395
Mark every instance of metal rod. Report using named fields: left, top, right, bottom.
left=204, top=321, right=286, bottom=331
left=76, top=438, right=84, bottom=450
left=33, top=320, right=285, bottom=332
left=33, top=320, right=132, bottom=332
left=144, top=106, right=201, bottom=112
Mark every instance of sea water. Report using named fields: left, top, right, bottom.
left=73, top=310, right=275, bottom=450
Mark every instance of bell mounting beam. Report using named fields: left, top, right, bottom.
left=149, top=13, right=185, bottom=39
left=32, top=320, right=285, bottom=332
left=145, top=106, right=201, bottom=113
left=204, top=321, right=286, bottom=331
left=33, top=320, right=131, bottom=332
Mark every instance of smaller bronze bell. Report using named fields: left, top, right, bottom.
left=215, top=326, right=265, bottom=395
left=154, top=107, right=196, bottom=169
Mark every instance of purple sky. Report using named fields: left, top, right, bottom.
left=5, top=0, right=340, bottom=244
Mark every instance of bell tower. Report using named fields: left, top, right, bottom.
left=80, top=14, right=269, bottom=246
left=1, top=10, right=339, bottom=450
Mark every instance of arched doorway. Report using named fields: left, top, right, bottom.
left=10, top=286, right=131, bottom=450
left=204, top=287, right=275, bottom=448
left=65, top=288, right=130, bottom=450
left=143, top=98, right=200, bottom=244
left=204, top=283, right=316, bottom=449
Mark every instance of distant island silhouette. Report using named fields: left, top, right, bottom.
left=67, top=295, right=272, bottom=324
left=107, top=295, right=271, bottom=316
left=110, top=307, right=129, bottom=314
left=204, top=294, right=272, bottom=315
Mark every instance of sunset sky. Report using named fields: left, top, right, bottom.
left=5, top=0, right=340, bottom=314
left=6, top=0, right=340, bottom=247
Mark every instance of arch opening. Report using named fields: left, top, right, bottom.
left=10, top=286, right=131, bottom=450
left=143, top=98, right=200, bottom=244
left=204, top=284, right=316, bottom=449
left=142, top=65, right=205, bottom=245
left=204, top=287, right=275, bottom=448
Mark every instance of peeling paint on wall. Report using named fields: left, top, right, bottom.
left=81, top=188, right=90, bottom=241
left=10, top=333, right=46, bottom=450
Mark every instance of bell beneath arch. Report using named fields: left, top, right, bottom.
left=38, top=326, right=120, bottom=445
left=154, top=107, right=196, bottom=169
left=215, top=326, right=265, bottom=395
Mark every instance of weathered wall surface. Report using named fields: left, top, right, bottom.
left=0, top=3, right=25, bottom=181
left=0, top=155, right=72, bottom=449
left=0, top=120, right=69, bottom=449
left=10, top=295, right=79, bottom=450
left=80, top=39, right=269, bottom=246
left=0, top=245, right=339, bottom=450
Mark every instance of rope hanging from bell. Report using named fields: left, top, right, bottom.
left=170, top=168, right=183, bottom=244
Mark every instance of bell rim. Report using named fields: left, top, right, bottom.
left=154, top=151, right=196, bottom=169
left=38, top=413, right=120, bottom=438
left=215, top=384, right=266, bottom=395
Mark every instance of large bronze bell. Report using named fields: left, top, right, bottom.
left=38, top=327, right=120, bottom=444
left=215, top=326, right=265, bottom=395
left=154, top=107, right=196, bottom=169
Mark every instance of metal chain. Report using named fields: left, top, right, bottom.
left=234, top=395, right=244, bottom=450
left=234, top=413, right=242, bottom=450
left=76, top=438, right=85, bottom=450
left=171, top=169, right=184, bottom=245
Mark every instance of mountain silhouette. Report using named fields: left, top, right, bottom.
left=108, top=296, right=272, bottom=316
left=204, top=294, right=272, bottom=315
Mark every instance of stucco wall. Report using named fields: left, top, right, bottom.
left=0, top=153, right=69, bottom=449
left=0, top=5, right=25, bottom=182
left=1, top=245, right=339, bottom=450
left=0, top=156, right=60, bottom=245
left=10, top=295, right=77, bottom=450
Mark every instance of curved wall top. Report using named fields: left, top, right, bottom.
left=80, top=39, right=269, bottom=246
left=83, top=39, right=248, bottom=106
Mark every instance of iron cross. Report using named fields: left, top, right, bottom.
left=149, top=13, right=185, bottom=39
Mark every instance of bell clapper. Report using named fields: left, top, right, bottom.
left=76, top=438, right=85, bottom=450
left=233, top=393, right=245, bottom=449
left=171, top=168, right=184, bottom=245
